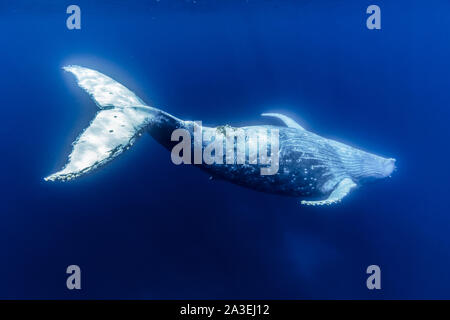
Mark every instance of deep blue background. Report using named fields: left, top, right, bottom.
left=1, top=0, right=450, bottom=299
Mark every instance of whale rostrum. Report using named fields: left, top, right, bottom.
left=45, top=66, right=396, bottom=206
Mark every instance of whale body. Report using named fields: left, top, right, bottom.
left=45, top=66, right=396, bottom=206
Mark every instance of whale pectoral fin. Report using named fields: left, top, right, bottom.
left=261, top=113, right=305, bottom=130
left=300, top=178, right=357, bottom=206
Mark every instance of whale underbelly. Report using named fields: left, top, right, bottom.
left=201, top=152, right=336, bottom=197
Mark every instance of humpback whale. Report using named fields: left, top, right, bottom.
left=45, top=66, right=396, bottom=206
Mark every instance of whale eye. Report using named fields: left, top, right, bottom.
left=109, top=130, right=114, bottom=133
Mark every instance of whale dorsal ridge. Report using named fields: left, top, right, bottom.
left=261, top=113, right=305, bottom=130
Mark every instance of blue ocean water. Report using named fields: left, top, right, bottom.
left=1, top=0, right=450, bottom=299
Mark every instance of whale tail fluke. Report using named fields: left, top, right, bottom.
left=45, top=66, right=156, bottom=182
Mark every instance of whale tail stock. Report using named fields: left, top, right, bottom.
left=45, top=66, right=176, bottom=182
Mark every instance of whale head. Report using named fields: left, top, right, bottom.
left=358, top=156, right=396, bottom=182
left=341, top=148, right=396, bottom=183
left=380, top=157, right=396, bottom=178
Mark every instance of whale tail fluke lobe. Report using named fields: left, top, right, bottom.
left=45, top=66, right=155, bottom=182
